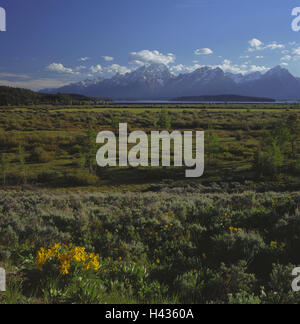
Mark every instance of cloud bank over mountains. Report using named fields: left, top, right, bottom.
left=42, top=38, right=300, bottom=84
left=2, top=37, right=300, bottom=91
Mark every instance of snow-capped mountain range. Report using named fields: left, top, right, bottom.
left=42, top=63, right=300, bottom=100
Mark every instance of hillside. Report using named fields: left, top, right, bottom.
left=0, top=86, right=100, bottom=106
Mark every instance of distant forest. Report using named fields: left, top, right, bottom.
left=0, top=86, right=109, bottom=106
left=172, top=95, right=276, bottom=102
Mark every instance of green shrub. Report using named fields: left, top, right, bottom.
left=264, top=263, right=300, bottom=304
left=227, top=292, right=261, bottom=304
left=63, top=173, right=99, bottom=186
left=30, top=147, right=55, bottom=163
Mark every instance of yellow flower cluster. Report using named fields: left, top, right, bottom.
left=270, top=241, right=286, bottom=249
left=270, top=241, right=277, bottom=248
left=229, top=226, right=242, bottom=233
left=35, top=244, right=100, bottom=276
left=165, top=211, right=175, bottom=217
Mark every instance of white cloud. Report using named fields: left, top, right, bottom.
left=88, top=63, right=131, bottom=76
left=0, top=73, right=30, bottom=79
left=170, top=64, right=189, bottom=73
left=170, top=63, right=207, bottom=74
left=280, top=62, right=289, bottom=66
left=217, top=59, right=248, bottom=74
left=79, top=57, right=90, bottom=62
left=102, top=56, right=114, bottom=62
left=106, top=64, right=131, bottom=75
left=217, top=60, right=268, bottom=74
left=75, top=65, right=87, bottom=71
left=248, top=65, right=269, bottom=73
left=293, top=47, right=300, bottom=55
left=129, top=50, right=175, bottom=65
left=248, top=39, right=284, bottom=52
left=170, top=58, right=270, bottom=76
left=46, top=63, right=76, bottom=74
left=248, top=38, right=263, bottom=51
left=90, top=65, right=103, bottom=73
left=281, top=55, right=292, bottom=61
left=240, top=55, right=250, bottom=59
left=217, top=59, right=269, bottom=74
left=256, top=56, right=264, bottom=59
left=265, top=43, right=285, bottom=50
left=194, top=48, right=213, bottom=55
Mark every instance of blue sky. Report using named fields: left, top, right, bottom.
left=0, top=0, right=300, bottom=90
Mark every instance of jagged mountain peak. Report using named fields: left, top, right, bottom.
left=226, top=71, right=262, bottom=84
left=193, top=66, right=222, bottom=74
left=130, top=63, right=172, bottom=78
left=117, top=63, right=173, bottom=89
left=78, top=77, right=103, bottom=87
left=265, top=65, right=290, bottom=77
left=187, top=66, right=225, bottom=83
left=143, top=62, right=170, bottom=71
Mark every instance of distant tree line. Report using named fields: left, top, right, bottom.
left=0, top=86, right=112, bottom=106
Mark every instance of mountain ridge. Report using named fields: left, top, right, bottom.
left=42, top=64, right=300, bottom=100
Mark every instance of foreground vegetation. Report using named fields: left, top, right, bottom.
left=0, top=190, right=300, bottom=304
left=0, top=103, right=300, bottom=304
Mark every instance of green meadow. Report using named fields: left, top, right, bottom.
left=1, top=103, right=300, bottom=190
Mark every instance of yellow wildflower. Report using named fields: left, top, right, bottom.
left=60, top=261, right=70, bottom=276
left=270, top=241, right=278, bottom=247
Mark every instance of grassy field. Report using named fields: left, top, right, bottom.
left=0, top=103, right=300, bottom=190
left=0, top=103, right=300, bottom=304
